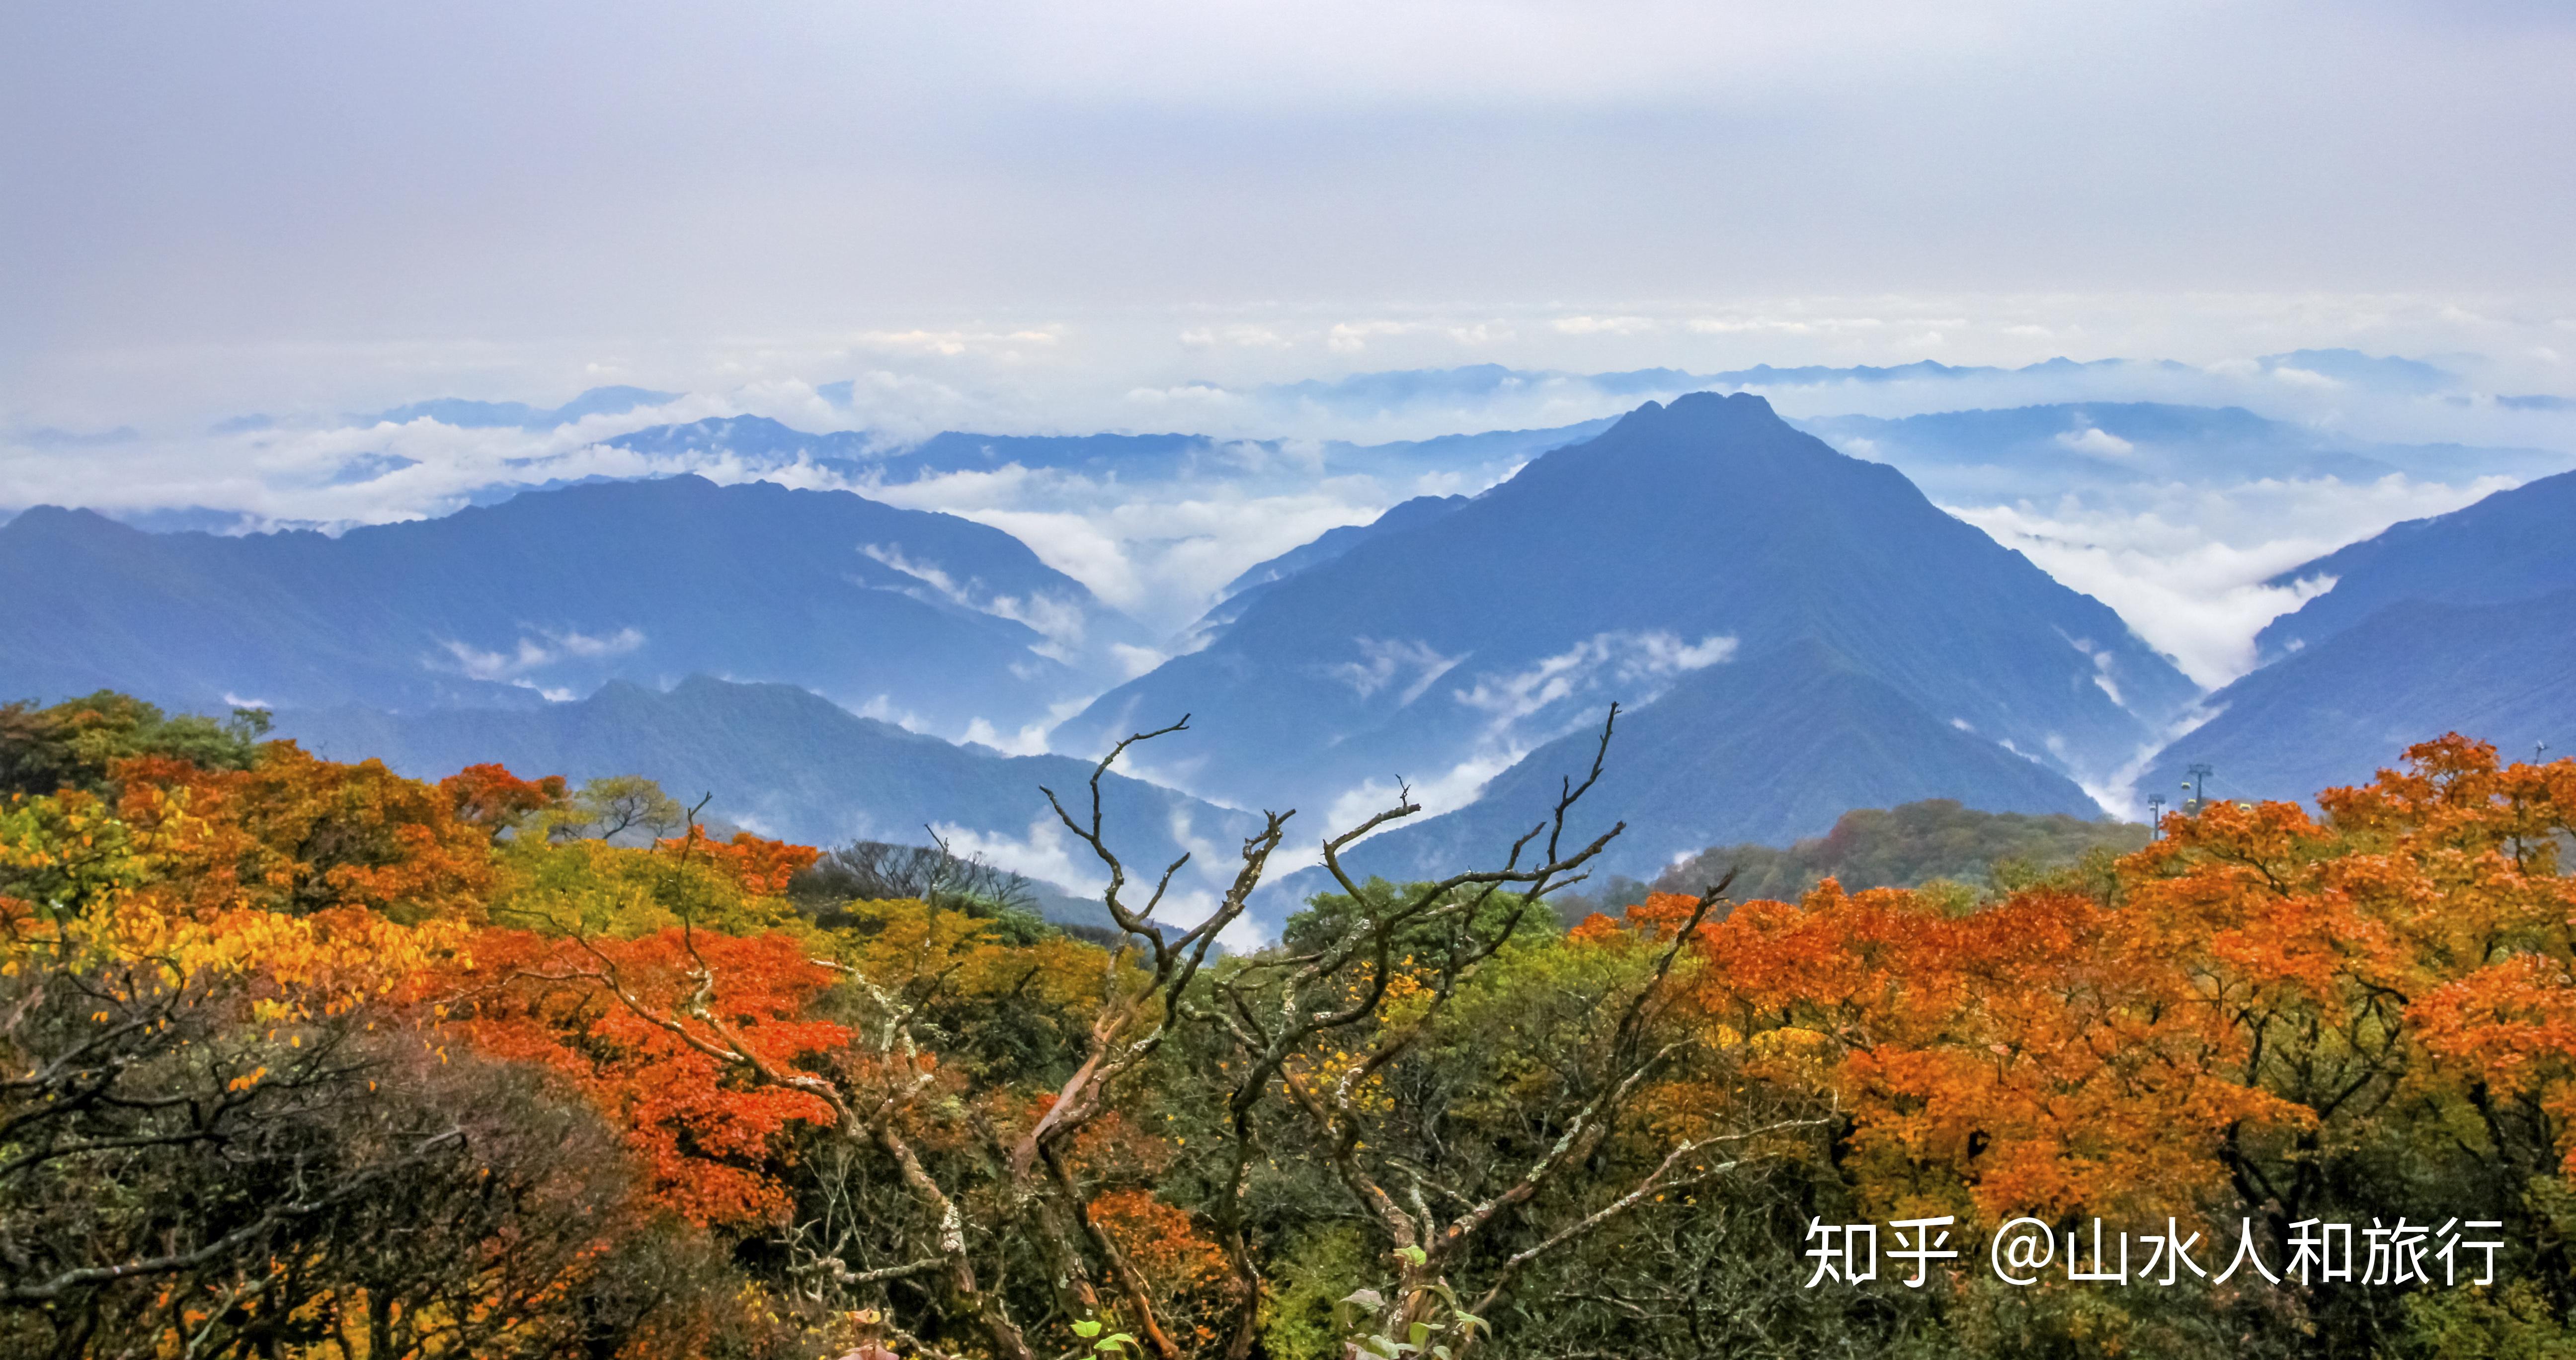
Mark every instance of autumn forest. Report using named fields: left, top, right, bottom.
left=6, top=691, right=2576, bottom=1360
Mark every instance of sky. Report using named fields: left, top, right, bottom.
left=4, top=0, right=2574, bottom=705
left=7, top=0, right=2576, bottom=419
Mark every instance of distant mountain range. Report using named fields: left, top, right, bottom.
left=365, top=385, right=681, bottom=430
left=1799, top=402, right=2567, bottom=502
left=126, top=353, right=2562, bottom=550
left=1212, top=352, right=2500, bottom=430
left=230, top=351, right=2512, bottom=448
left=600, top=415, right=1613, bottom=492
left=273, top=676, right=1263, bottom=925
left=2144, top=468, right=2576, bottom=801
left=1238, top=358, right=2195, bottom=417
left=1060, top=393, right=2198, bottom=848
left=0, top=475, right=1145, bottom=735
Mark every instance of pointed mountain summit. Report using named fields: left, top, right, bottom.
left=1054, top=393, right=2197, bottom=826
left=0, top=476, right=1144, bottom=734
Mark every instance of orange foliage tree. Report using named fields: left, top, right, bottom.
left=20, top=695, right=2576, bottom=1360
left=112, top=743, right=497, bottom=923
left=1578, top=734, right=2576, bottom=1349
left=440, top=761, right=568, bottom=838
left=1, top=741, right=749, bottom=1357
left=454, top=926, right=851, bottom=1225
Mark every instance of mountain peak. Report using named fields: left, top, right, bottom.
left=1056, top=394, right=2196, bottom=821
left=1604, top=389, right=1785, bottom=437
left=1666, top=389, right=1777, bottom=419
left=0, top=505, right=136, bottom=544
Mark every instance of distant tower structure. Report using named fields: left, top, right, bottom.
left=2183, top=764, right=2214, bottom=816
left=2540, top=740, right=2553, bottom=764
left=2146, top=793, right=2167, bottom=839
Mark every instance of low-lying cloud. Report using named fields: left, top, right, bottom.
left=1326, top=638, right=1467, bottom=705
left=1950, top=475, right=2515, bottom=689
left=439, top=625, right=645, bottom=685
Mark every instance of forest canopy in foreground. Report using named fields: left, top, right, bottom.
left=5, top=691, right=2576, bottom=1359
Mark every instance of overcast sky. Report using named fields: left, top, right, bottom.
left=6, top=0, right=2575, bottom=424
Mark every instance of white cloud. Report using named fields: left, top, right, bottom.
left=2054, top=426, right=2135, bottom=456
left=10, top=291, right=2576, bottom=721
left=2061, top=634, right=2128, bottom=709
left=1452, top=630, right=1736, bottom=729
left=2268, top=366, right=2342, bottom=390
left=1301, top=630, right=1735, bottom=835
left=1321, top=752, right=1520, bottom=836
left=1177, top=325, right=1289, bottom=350
left=1553, top=315, right=1659, bottom=337
left=2084, top=701, right=2229, bottom=820
left=1125, top=382, right=1240, bottom=410
left=852, top=692, right=930, bottom=732
left=437, top=625, right=644, bottom=681
left=1327, top=321, right=1415, bottom=354
left=551, top=626, right=647, bottom=659
left=1324, top=637, right=1467, bottom=704
left=928, top=809, right=1249, bottom=933
left=861, top=540, right=1092, bottom=647
left=928, top=816, right=1103, bottom=898
left=863, top=467, right=1431, bottom=633
left=1688, top=314, right=1888, bottom=336
left=845, top=328, right=1061, bottom=359
left=960, top=717, right=1053, bottom=756
left=1110, top=642, right=1168, bottom=679
left=1949, top=473, right=2511, bottom=688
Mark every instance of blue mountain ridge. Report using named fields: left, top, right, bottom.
left=271, top=676, right=1265, bottom=924
left=1250, top=358, right=2195, bottom=413
left=1219, top=495, right=1471, bottom=599
left=1235, top=352, right=2468, bottom=415
left=0, top=476, right=1144, bottom=734
left=2254, top=468, right=2576, bottom=664
left=1054, top=393, right=2200, bottom=824
left=1797, top=403, right=2566, bottom=503
left=1173, top=496, right=1479, bottom=651
left=2136, top=467, right=2576, bottom=803
left=2255, top=349, right=2459, bottom=393
left=2141, top=589, right=2576, bottom=806
left=363, top=385, right=681, bottom=429
left=600, top=416, right=1615, bottom=490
